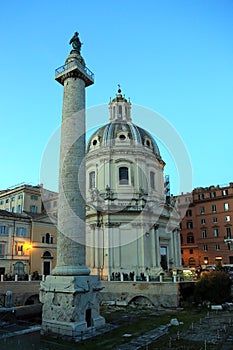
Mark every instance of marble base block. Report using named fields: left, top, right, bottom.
left=40, top=275, right=105, bottom=339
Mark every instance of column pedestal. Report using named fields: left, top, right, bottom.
left=40, top=275, right=105, bottom=339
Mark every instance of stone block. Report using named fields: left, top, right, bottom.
left=40, top=275, right=105, bottom=339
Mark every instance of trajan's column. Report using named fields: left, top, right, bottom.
left=40, top=32, right=105, bottom=338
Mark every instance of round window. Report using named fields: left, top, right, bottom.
left=119, top=134, right=126, bottom=140
left=93, top=139, right=98, bottom=146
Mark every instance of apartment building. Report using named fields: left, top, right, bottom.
left=177, top=183, right=233, bottom=267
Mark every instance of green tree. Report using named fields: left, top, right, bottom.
left=194, top=271, right=232, bottom=304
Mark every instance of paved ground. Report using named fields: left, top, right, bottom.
left=116, top=325, right=169, bottom=349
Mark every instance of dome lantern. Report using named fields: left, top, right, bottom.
left=109, top=85, right=132, bottom=122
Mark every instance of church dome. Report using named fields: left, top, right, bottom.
left=87, top=88, right=161, bottom=160
left=87, top=121, right=161, bottom=159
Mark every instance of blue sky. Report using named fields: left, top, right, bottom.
left=1, top=0, right=233, bottom=195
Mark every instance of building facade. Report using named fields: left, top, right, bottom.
left=85, top=89, right=182, bottom=280
left=0, top=185, right=57, bottom=278
left=0, top=210, right=31, bottom=277
left=0, top=184, right=43, bottom=214
left=178, top=183, right=233, bottom=267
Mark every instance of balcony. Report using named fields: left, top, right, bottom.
left=55, top=60, right=94, bottom=86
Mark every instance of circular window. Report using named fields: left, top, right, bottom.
left=119, top=134, right=126, bottom=140
left=92, top=139, right=98, bottom=146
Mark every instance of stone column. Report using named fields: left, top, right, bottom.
left=52, top=51, right=89, bottom=276
left=40, top=41, right=105, bottom=339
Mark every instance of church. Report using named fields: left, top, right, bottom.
left=85, top=88, right=182, bottom=281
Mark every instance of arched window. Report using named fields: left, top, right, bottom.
left=46, top=233, right=50, bottom=244
left=150, top=171, right=155, bottom=189
left=119, top=167, right=129, bottom=185
left=187, top=233, right=194, bottom=244
left=118, top=105, right=122, bottom=119
left=43, top=251, right=52, bottom=258
left=42, top=233, right=54, bottom=244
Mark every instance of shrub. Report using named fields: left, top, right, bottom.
left=194, top=271, right=231, bottom=304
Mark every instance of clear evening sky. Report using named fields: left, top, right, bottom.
left=1, top=0, right=233, bottom=195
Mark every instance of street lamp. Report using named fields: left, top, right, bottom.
left=204, top=258, right=208, bottom=269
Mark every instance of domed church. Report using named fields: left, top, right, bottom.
left=86, top=88, right=181, bottom=281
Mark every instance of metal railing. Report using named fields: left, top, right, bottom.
left=55, top=60, right=94, bottom=82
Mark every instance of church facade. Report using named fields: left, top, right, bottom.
left=85, top=89, right=182, bottom=280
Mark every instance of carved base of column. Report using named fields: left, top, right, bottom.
left=39, top=275, right=105, bottom=339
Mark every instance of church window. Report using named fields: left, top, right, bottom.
left=119, top=167, right=129, bottom=185
left=119, top=134, right=126, bottom=141
left=92, top=139, right=97, bottom=146
left=113, top=106, right=116, bottom=118
left=145, top=139, right=151, bottom=147
left=89, top=171, right=95, bottom=189
left=118, top=105, right=122, bottom=119
left=150, top=171, right=155, bottom=189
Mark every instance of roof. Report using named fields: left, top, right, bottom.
left=0, top=209, right=31, bottom=220
left=87, top=121, right=162, bottom=160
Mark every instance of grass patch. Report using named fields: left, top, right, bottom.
left=41, top=306, right=209, bottom=349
